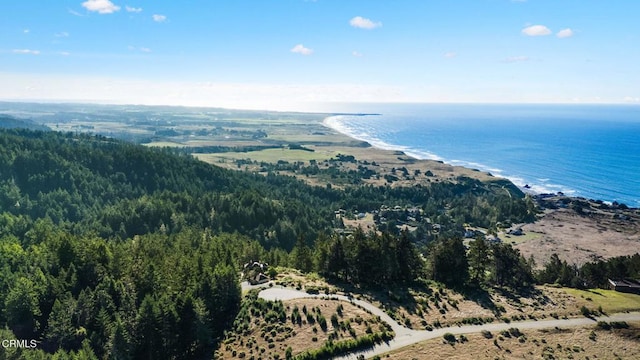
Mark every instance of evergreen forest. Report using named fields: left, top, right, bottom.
left=0, top=129, right=638, bottom=359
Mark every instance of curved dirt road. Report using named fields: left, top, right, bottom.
left=259, top=286, right=640, bottom=360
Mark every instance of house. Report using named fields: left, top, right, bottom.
left=507, top=227, right=524, bottom=236
left=243, top=260, right=270, bottom=285
left=464, top=229, right=476, bottom=238
left=252, top=273, right=269, bottom=285
left=608, top=279, right=640, bottom=294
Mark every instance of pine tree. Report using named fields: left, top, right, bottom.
left=468, top=237, right=490, bottom=285
left=134, top=295, right=162, bottom=360
left=430, top=238, right=469, bottom=287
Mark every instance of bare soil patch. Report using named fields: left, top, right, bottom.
left=359, top=285, right=595, bottom=331
left=384, top=321, right=640, bottom=360
left=516, top=207, right=640, bottom=267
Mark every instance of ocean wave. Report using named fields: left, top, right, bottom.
left=449, top=159, right=503, bottom=175
left=324, top=116, right=442, bottom=160
left=324, top=115, right=594, bottom=200
left=507, top=176, right=575, bottom=195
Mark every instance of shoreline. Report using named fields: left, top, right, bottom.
left=322, top=115, right=542, bottom=195
left=322, top=115, right=637, bottom=208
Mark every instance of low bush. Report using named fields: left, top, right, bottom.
left=443, top=333, right=456, bottom=343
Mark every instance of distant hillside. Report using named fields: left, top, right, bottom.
left=0, top=115, right=49, bottom=131
left=0, top=128, right=335, bottom=250
left=0, top=129, right=534, bottom=248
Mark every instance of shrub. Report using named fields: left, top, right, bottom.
left=596, top=321, right=611, bottom=330
left=610, top=321, right=629, bottom=329
left=481, top=330, right=493, bottom=339
left=508, top=328, right=523, bottom=337
left=443, top=333, right=456, bottom=343
left=518, top=336, right=526, bottom=343
left=580, top=306, right=592, bottom=317
left=331, top=313, right=339, bottom=327
left=317, top=314, right=327, bottom=331
left=306, top=313, right=315, bottom=324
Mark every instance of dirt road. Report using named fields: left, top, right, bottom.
left=258, top=286, right=640, bottom=360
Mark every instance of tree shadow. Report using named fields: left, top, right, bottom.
left=457, top=286, right=501, bottom=316
left=459, top=285, right=549, bottom=317
left=327, top=277, right=422, bottom=323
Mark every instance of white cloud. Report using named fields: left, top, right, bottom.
left=23, top=29, right=30, bottom=34
left=12, top=49, right=40, bottom=55
left=504, top=56, right=530, bottom=63
left=81, top=0, right=121, bottom=14
left=522, top=25, right=552, bottom=36
left=556, top=28, right=574, bottom=38
left=59, top=51, right=71, bottom=56
left=352, top=51, right=363, bottom=57
left=349, top=16, right=382, bottom=30
left=444, top=52, right=457, bottom=59
left=125, top=5, right=142, bottom=13
left=140, top=47, right=152, bottom=53
left=291, top=44, right=313, bottom=55
left=623, top=96, right=640, bottom=103
left=152, top=14, right=167, bottom=22
left=55, top=32, right=70, bottom=38
left=68, top=8, right=84, bottom=16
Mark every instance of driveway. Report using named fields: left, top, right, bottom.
left=258, top=287, right=640, bottom=360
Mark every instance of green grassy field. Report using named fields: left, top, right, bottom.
left=144, top=141, right=187, bottom=147
left=502, top=231, right=542, bottom=245
left=563, top=287, right=640, bottom=313
left=195, top=148, right=336, bottom=164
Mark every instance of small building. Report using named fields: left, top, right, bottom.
left=464, top=229, right=476, bottom=238
left=507, top=227, right=524, bottom=236
left=243, top=260, right=270, bottom=285
left=608, top=279, right=640, bottom=294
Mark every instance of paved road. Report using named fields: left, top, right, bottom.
left=258, top=287, right=640, bottom=360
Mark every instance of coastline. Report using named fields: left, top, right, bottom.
left=323, top=115, right=443, bottom=161
left=322, top=114, right=638, bottom=207
left=322, top=115, right=541, bottom=196
left=322, top=115, right=640, bottom=267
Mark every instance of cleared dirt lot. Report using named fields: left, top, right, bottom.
left=516, top=207, right=640, bottom=267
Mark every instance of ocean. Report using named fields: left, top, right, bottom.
left=323, top=104, right=640, bottom=208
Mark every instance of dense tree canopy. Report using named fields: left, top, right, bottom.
left=0, top=129, right=544, bottom=358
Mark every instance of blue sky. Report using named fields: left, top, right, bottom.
left=1, top=0, right=639, bottom=111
